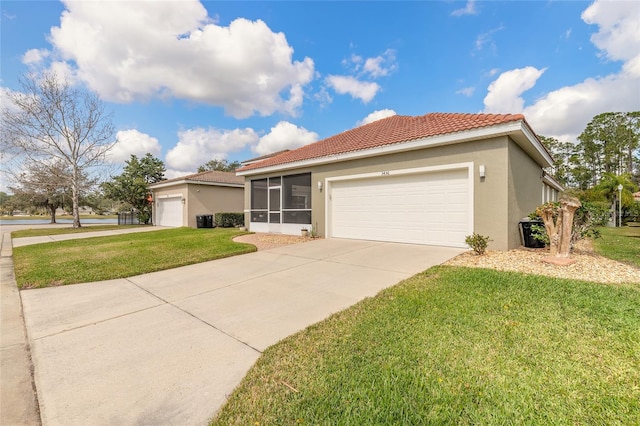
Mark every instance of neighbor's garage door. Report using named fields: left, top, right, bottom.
left=156, top=197, right=183, bottom=227
left=330, top=169, right=470, bottom=247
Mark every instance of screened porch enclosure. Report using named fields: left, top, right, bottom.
left=250, top=173, right=312, bottom=234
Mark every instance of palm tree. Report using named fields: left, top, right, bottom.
left=596, top=173, right=638, bottom=209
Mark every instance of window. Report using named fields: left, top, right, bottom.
left=283, top=174, right=311, bottom=210
left=542, top=183, right=558, bottom=203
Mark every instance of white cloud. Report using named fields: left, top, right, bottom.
left=22, top=48, right=49, bottom=65
left=475, top=25, right=504, bottom=51
left=313, top=86, right=333, bottom=107
left=524, top=68, right=639, bottom=142
left=325, top=75, right=380, bottom=103
left=581, top=0, right=639, bottom=62
left=253, top=121, right=318, bottom=156
left=483, top=66, right=546, bottom=113
left=363, top=49, right=397, bottom=78
left=46, top=1, right=314, bottom=118
left=452, top=0, right=478, bottom=17
left=456, top=87, right=475, bottom=97
left=529, top=0, right=640, bottom=141
left=108, top=129, right=162, bottom=164
left=342, top=49, right=397, bottom=79
left=166, top=127, right=259, bottom=172
left=0, top=86, right=21, bottom=113
left=482, top=0, right=640, bottom=143
left=356, top=109, right=397, bottom=126
left=164, top=169, right=190, bottom=180
left=328, top=49, right=396, bottom=103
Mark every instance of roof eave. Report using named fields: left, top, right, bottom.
left=237, top=120, right=553, bottom=176
left=542, top=174, right=565, bottom=192
left=149, top=179, right=244, bottom=189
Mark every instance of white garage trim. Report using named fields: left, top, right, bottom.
left=156, top=194, right=184, bottom=227
left=324, top=163, right=474, bottom=248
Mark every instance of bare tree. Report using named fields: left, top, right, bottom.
left=1, top=72, right=116, bottom=228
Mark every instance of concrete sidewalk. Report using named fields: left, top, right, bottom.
left=0, top=231, right=40, bottom=425
left=4, top=226, right=463, bottom=425
left=0, top=224, right=166, bottom=425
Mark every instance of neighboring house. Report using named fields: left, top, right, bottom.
left=149, top=170, right=244, bottom=228
left=236, top=113, right=563, bottom=250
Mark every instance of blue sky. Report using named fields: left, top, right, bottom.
left=1, top=0, right=639, bottom=184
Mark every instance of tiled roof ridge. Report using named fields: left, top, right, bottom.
left=237, top=112, right=527, bottom=172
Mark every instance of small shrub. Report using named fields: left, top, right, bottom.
left=530, top=223, right=549, bottom=246
left=581, top=201, right=610, bottom=226
left=465, top=233, right=492, bottom=255
left=214, top=212, right=244, bottom=228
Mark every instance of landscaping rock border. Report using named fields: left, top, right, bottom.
left=444, top=239, right=640, bottom=285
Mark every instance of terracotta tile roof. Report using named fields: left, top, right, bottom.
left=241, top=149, right=290, bottom=165
left=150, top=170, right=244, bottom=187
left=237, top=113, right=526, bottom=172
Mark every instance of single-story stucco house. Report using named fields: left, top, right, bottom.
left=149, top=170, right=244, bottom=228
left=236, top=112, right=563, bottom=250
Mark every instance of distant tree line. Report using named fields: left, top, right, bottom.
left=541, top=111, right=639, bottom=223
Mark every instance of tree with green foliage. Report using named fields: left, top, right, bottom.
left=539, top=135, right=578, bottom=187
left=197, top=159, right=241, bottom=173
left=0, top=192, right=16, bottom=216
left=102, top=154, right=165, bottom=224
left=9, top=160, right=94, bottom=223
left=1, top=71, right=116, bottom=228
left=594, top=172, right=638, bottom=210
left=577, top=112, right=639, bottom=187
left=83, top=190, right=120, bottom=215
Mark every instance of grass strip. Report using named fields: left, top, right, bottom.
left=593, top=226, right=640, bottom=268
left=213, top=266, right=640, bottom=425
left=14, top=227, right=255, bottom=288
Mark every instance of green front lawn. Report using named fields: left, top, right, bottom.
left=1, top=214, right=117, bottom=220
left=593, top=226, right=640, bottom=267
left=14, top=228, right=255, bottom=289
left=213, top=267, right=640, bottom=425
left=11, top=225, right=143, bottom=238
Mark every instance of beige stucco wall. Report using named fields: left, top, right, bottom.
left=507, top=141, right=547, bottom=249
left=243, top=136, right=547, bottom=250
left=153, top=183, right=243, bottom=227
left=185, top=184, right=244, bottom=228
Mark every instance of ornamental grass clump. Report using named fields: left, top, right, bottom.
left=465, top=233, right=491, bottom=255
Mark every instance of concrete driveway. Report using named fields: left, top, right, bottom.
left=20, top=238, right=463, bottom=425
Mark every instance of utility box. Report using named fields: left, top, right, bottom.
left=196, top=215, right=214, bottom=228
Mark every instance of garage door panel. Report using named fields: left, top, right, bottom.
left=157, top=198, right=183, bottom=227
left=330, top=169, right=470, bottom=248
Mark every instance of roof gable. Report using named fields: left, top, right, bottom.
left=237, top=113, right=533, bottom=173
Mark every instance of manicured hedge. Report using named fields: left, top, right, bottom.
left=215, top=212, right=244, bottom=228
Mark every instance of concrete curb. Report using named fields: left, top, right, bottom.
left=0, top=232, right=41, bottom=425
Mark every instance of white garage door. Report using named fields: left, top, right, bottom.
left=330, top=169, right=470, bottom=248
left=156, top=197, right=183, bottom=227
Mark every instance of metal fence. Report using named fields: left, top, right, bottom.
left=117, top=212, right=140, bottom=225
